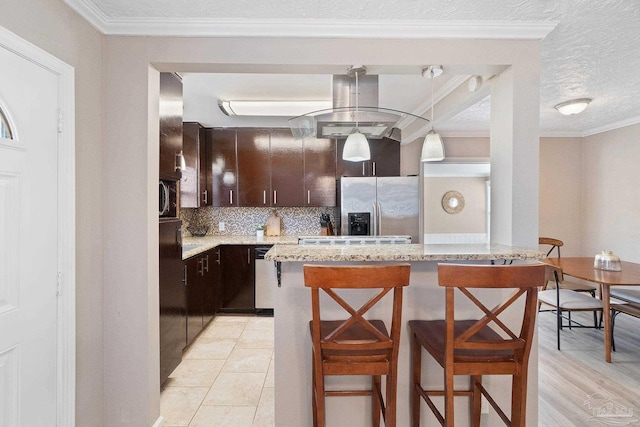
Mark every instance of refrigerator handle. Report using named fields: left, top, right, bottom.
left=372, top=203, right=377, bottom=236
left=377, top=202, right=382, bottom=235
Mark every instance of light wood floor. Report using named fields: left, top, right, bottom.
left=538, top=310, right=640, bottom=426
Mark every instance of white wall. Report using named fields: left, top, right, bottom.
left=581, top=123, right=640, bottom=262
left=539, top=137, right=583, bottom=256
left=0, top=1, right=105, bottom=425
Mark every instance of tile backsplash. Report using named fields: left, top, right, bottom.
left=181, top=206, right=339, bottom=237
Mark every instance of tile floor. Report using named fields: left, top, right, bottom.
left=161, top=315, right=274, bottom=427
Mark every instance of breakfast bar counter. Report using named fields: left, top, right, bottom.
left=265, top=243, right=544, bottom=427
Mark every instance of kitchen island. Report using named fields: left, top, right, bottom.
left=265, top=243, right=544, bottom=427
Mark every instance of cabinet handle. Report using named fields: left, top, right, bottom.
left=247, top=248, right=251, bottom=264
left=307, top=190, right=311, bottom=205
left=203, top=189, right=208, bottom=204
left=204, top=255, right=209, bottom=273
left=273, top=190, right=277, bottom=205
left=229, top=190, right=233, bottom=205
left=372, top=161, right=376, bottom=176
left=362, top=163, right=365, bottom=176
left=197, top=258, right=203, bottom=276
left=183, top=265, right=187, bottom=286
left=263, top=190, right=266, bottom=205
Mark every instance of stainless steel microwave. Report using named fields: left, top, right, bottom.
left=159, top=179, right=177, bottom=217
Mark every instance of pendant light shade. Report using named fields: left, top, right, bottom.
left=421, top=66, right=445, bottom=162
left=341, top=66, right=371, bottom=162
left=421, top=130, right=445, bottom=162
left=342, top=129, right=371, bottom=161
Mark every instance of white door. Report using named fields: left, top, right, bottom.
left=0, top=41, right=60, bottom=426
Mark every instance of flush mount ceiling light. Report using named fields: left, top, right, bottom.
left=342, top=66, right=371, bottom=162
left=218, top=100, right=332, bottom=116
left=421, top=65, right=445, bottom=162
left=554, top=98, right=592, bottom=115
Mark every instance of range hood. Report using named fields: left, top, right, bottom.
left=317, top=75, right=401, bottom=140
left=289, top=73, right=419, bottom=143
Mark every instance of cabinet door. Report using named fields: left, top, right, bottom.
left=185, top=256, right=204, bottom=345
left=270, top=129, right=304, bottom=206
left=159, top=73, right=183, bottom=180
left=181, top=122, right=208, bottom=208
left=202, top=248, right=220, bottom=325
left=304, top=138, right=336, bottom=207
left=220, top=245, right=255, bottom=311
left=369, top=137, right=400, bottom=177
left=336, top=139, right=368, bottom=177
left=336, top=138, right=400, bottom=177
left=237, top=129, right=271, bottom=207
left=206, top=128, right=238, bottom=206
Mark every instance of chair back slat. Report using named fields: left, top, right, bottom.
left=539, top=237, right=563, bottom=258
left=438, top=264, right=545, bottom=356
left=304, top=264, right=410, bottom=352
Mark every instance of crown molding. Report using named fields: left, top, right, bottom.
left=581, top=115, right=640, bottom=137
left=60, top=2, right=558, bottom=39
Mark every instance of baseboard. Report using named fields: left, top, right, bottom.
left=152, top=415, right=164, bottom=427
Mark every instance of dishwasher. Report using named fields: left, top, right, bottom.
left=254, top=246, right=276, bottom=316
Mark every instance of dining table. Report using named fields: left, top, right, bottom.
left=539, top=257, right=640, bottom=362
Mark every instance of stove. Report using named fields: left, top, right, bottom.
left=298, top=236, right=412, bottom=245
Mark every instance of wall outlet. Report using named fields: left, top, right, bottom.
left=481, top=395, right=489, bottom=414
left=218, top=221, right=225, bottom=231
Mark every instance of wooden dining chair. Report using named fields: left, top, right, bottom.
left=539, top=264, right=603, bottom=350
left=409, top=263, right=545, bottom=427
left=539, top=237, right=597, bottom=295
left=304, top=264, right=411, bottom=427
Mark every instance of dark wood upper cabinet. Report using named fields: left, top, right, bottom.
left=181, top=122, right=208, bottom=208
left=304, top=138, right=336, bottom=207
left=237, top=129, right=271, bottom=207
left=336, top=137, right=400, bottom=177
left=205, top=128, right=238, bottom=206
left=270, top=129, right=304, bottom=207
left=159, top=73, right=183, bottom=181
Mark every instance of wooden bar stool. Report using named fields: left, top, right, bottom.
left=304, top=264, right=411, bottom=427
left=409, top=263, right=545, bottom=427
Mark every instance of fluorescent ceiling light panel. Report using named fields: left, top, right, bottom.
left=218, top=100, right=332, bottom=116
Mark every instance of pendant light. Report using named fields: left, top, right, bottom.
left=421, top=66, right=445, bottom=162
left=342, top=66, right=371, bottom=162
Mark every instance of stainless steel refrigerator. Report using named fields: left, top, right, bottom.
left=340, top=176, right=419, bottom=242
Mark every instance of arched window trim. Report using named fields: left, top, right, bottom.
left=0, top=104, right=14, bottom=140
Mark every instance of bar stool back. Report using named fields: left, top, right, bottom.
left=304, top=264, right=411, bottom=427
left=408, top=263, right=545, bottom=427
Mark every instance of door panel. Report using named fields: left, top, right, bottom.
left=0, top=43, right=59, bottom=426
left=237, top=129, right=270, bottom=207
left=206, top=128, right=238, bottom=206
left=270, top=129, right=303, bottom=206
left=304, top=138, right=336, bottom=207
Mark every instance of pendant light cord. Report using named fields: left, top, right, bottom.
left=355, top=70, right=359, bottom=129
left=430, top=69, right=434, bottom=130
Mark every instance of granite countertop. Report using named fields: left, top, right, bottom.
left=264, top=243, right=545, bottom=262
left=182, top=235, right=299, bottom=260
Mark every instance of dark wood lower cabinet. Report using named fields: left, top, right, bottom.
left=220, top=245, right=255, bottom=312
left=159, top=219, right=186, bottom=385
left=184, top=248, right=220, bottom=346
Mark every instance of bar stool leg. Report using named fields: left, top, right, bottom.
left=372, top=375, right=381, bottom=427
left=444, top=364, right=455, bottom=427
left=510, top=372, right=528, bottom=427
left=470, top=375, right=482, bottom=427
left=410, top=333, right=421, bottom=427
left=386, top=367, right=398, bottom=427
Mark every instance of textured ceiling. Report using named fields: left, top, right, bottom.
left=69, top=0, right=640, bottom=136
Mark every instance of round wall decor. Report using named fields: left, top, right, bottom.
left=441, top=191, right=465, bottom=214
